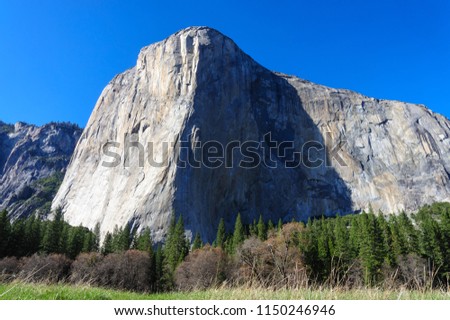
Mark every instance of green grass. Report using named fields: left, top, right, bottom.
left=0, top=282, right=449, bottom=300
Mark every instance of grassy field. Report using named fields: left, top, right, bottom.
left=0, top=282, right=449, bottom=300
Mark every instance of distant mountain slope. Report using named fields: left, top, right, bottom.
left=0, top=121, right=82, bottom=218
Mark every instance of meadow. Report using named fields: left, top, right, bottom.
left=0, top=282, right=448, bottom=300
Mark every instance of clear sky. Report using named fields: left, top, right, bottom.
left=1, top=0, right=449, bottom=127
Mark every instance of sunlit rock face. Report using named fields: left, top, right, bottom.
left=52, top=27, right=450, bottom=242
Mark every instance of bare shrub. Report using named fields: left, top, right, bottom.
left=175, top=246, right=229, bottom=291
left=69, top=252, right=104, bottom=284
left=236, top=237, right=272, bottom=286
left=397, top=254, right=437, bottom=290
left=267, top=223, right=307, bottom=288
left=0, top=257, right=20, bottom=282
left=338, top=259, right=364, bottom=289
left=235, top=223, right=308, bottom=289
left=95, top=250, right=151, bottom=292
left=19, top=254, right=72, bottom=283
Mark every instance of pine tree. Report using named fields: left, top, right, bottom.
left=249, top=218, right=257, bottom=236
left=398, top=211, right=418, bottom=254
left=333, top=214, right=349, bottom=261
left=93, top=223, right=101, bottom=252
left=42, top=208, right=64, bottom=254
left=24, top=214, right=41, bottom=255
left=232, top=213, right=245, bottom=253
left=102, top=232, right=113, bottom=255
left=136, top=228, right=153, bottom=252
left=67, top=226, right=85, bottom=259
left=118, top=224, right=131, bottom=251
left=111, top=225, right=120, bottom=252
left=60, top=224, right=69, bottom=254
left=165, top=214, right=189, bottom=271
left=439, top=205, right=450, bottom=274
left=358, top=212, right=384, bottom=286
left=316, top=218, right=331, bottom=277
left=0, top=210, right=11, bottom=258
left=417, top=210, right=445, bottom=268
left=257, top=214, right=267, bottom=241
left=348, top=215, right=361, bottom=259
left=277, top=218, right=283, bottom=233
left=154, top=245, right=164, bottom=292
left=82, top=231, right=94, bottom=253
left=298, top=218, right=318, bottom=271
left=377, top=213, right=394, bottom=266
left=215, top=218, right=226, bottom=248
left=9, top=218, right=26, bottom=257
left=191, top=232, right=202, bottom=250
left=267, top=219, right=275, bottom=232
left=389, top=215, right=408, bottom=257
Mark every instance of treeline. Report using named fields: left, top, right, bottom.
left=0, top=209, right=98, bottom=259
left=0, top=203, right=449, bottom=292
left=176, top=203, right=450, bottom=290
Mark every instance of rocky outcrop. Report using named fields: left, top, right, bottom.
left=52, top=27, right=450, bottom=242
left=0, top=121, right=82, bottom=218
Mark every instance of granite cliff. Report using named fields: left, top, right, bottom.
left=52, top=27, right=450, bottom=241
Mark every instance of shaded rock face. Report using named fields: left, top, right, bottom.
left=52, top=27, right=450, bottom=242
left=0, top=121, right=82, bottom=218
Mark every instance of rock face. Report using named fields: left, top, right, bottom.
left=52, top=27, right=450, bottom=242
left=0, top=121, right=82, bottom=218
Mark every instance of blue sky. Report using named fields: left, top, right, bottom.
left=1, top=0, right=449, bottom=127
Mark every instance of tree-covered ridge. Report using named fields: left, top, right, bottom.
left=0, top=203, right=449, bottom=292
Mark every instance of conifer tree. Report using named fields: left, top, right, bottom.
left=316, top=218, right=331, bottom=277
left=27, top=214, right=42, bottom=255
left=257, top=214, right=267, bottom=241
left=232, top=213, right=245, bottom=253
left=215, top=218, right=226, bottom=248
left=102, top=232, right=113, bottom=255
left=348, top=214, right=361, bottom=259
left=165, top=214, right=189, bottom=271
left=377, top=213, right=394, bottom=266
left=398, top=211, right=418, bottom=254
left=358, top=212, right=384, bottom=285
left=60, top=224, right=70, bottom=254
left=42, top=208, right=64, bottom=254
left=118, top=224, right=131, bottom=251
left=439, top=205, right=450, bottom=273
left=111, top=225, right=120, bottom=252
left=333, top=214, right=349, bottom=261
left=93, top=222, right=101, bottom=252
left=277, top=218, right=283, bottom=232
left=82, top=231, right=94, bottom=253
left=192, top=232, right=203, bottom=251
left=389, top=215, right=408, bottom=257
left=417, top=210, right=445, bottom=268
left=67, top=226, right=85, bottom=259
left=267, top=219, right=275, bottom=232
left=298, top=218, right=318, bottom=269
left=136, top=228, right=153, bottom=252
left=9, top=218, right=26, bottom=257
left=249, top=218, right=257, bottom=236
left=0, top=210, right=10, bottom=258
left=154, top=245, right=164, bottom=292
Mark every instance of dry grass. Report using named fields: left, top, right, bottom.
left=0, top=282, right=448, bottom=300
